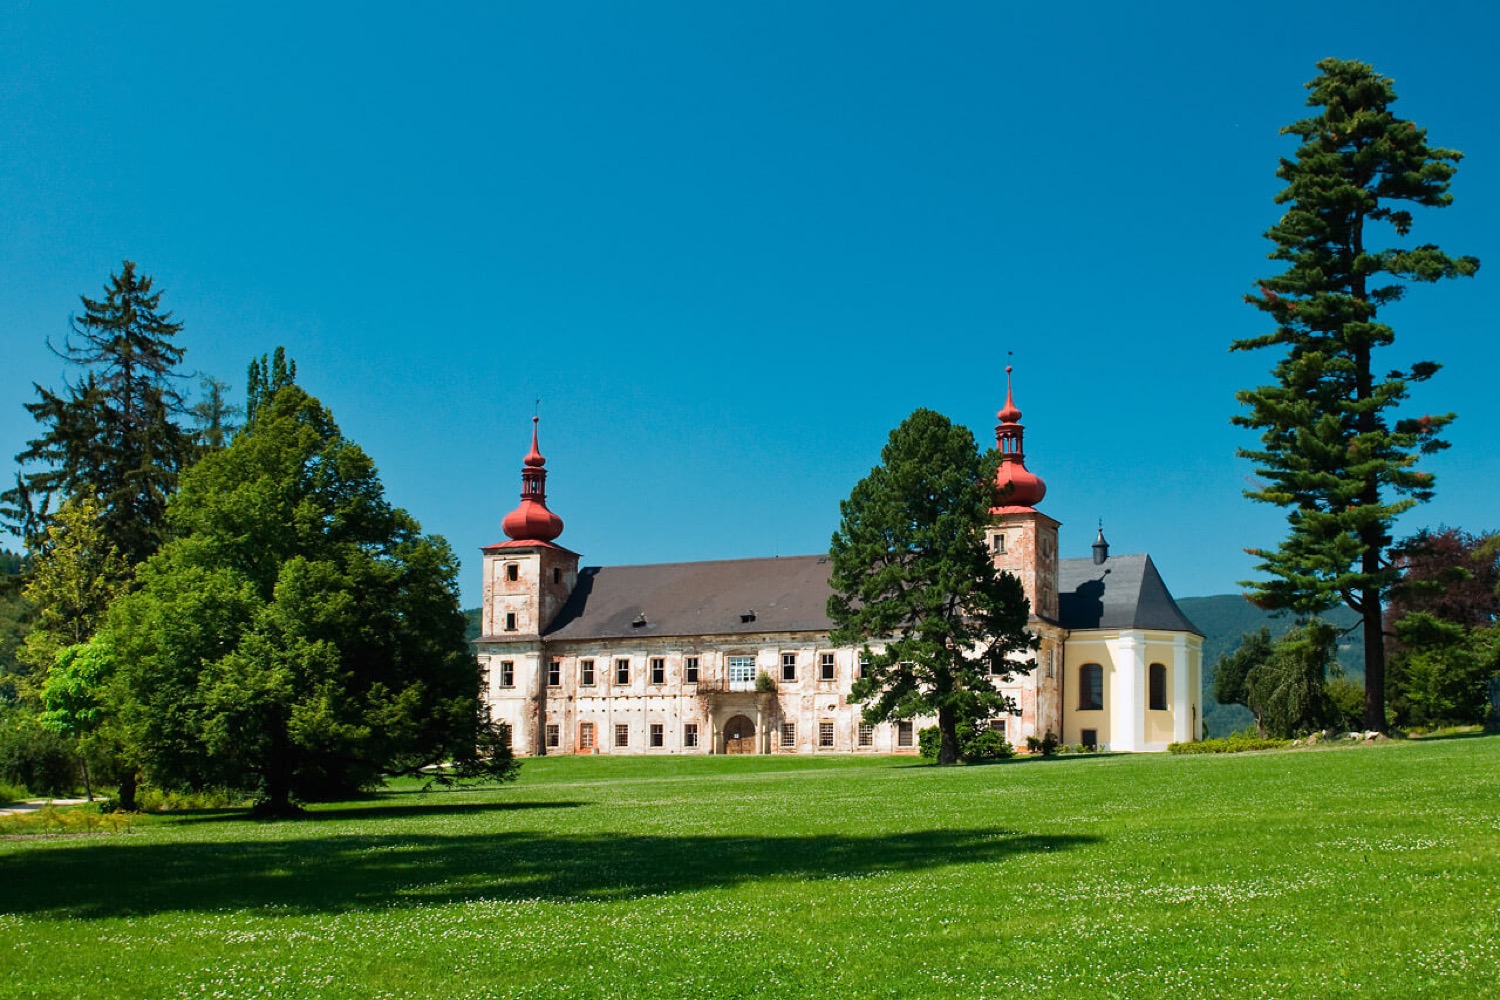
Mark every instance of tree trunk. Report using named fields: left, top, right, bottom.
left=117, top=769, right=137, bottom=812
left=936, top=705, right=960, bottom=765
left=1362, top=580, right=1387, bottom=731
left=81, top=757, right=93, bottom=802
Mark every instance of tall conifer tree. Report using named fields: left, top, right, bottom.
left=1234, top=59, right=1479, bottom=729
left=2, top=261, right=195, bottom=567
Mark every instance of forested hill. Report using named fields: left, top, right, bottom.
left=459, top=597, right=1367, bottom=740
left=1179, top=595, right=1366, bottom=737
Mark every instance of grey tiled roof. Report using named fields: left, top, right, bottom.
left=1057, top=553, right=1203, bottom=635
left=543, top=550, right=1201, bottom=640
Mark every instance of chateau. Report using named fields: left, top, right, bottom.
left=476, top=376, right=1204, bottom=756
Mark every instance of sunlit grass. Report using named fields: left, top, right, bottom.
left=2, top=736, right=1497, bottom=998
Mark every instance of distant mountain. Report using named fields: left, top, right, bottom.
left=1178, top=594, right=1366, bottom=737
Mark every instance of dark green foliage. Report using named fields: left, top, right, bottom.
left=0, top=705, right=78, bottom=795
left=0, top=550, right=33, bottom=704
left=917, top=720, right=1016, bottom=762
left=1233, top=60, right=1479, bottom=731
left=101, top=384, right=515, bottom=814
left=1245, top=620, right=1339, bottom=738
left=1213, top=627, right=1274, bottom=721
left=245, top=347, right=298, bottom=423
left=2, top=262, right=196, bottom=567
left=1025, top=731, right=1061, bottom=756
left=189, top=376, right=241, bottom=453
left=829, top=409, right=1036, bottom=765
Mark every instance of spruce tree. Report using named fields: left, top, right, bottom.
left=1233, top=59, right=1479, bottom=730
left=2, top=262, right=196, bottom=567
left=828, top=409, right=1036, bottom=765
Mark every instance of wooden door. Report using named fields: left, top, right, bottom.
left=724, top=714, right=756, bottom=754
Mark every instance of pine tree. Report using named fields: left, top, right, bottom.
left=2, top=262, right=196, bottom=567
left=828, top=409, right=1036, bottom=765
left=1233, top=59, right=1479, bottom=730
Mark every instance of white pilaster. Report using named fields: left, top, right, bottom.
left=1112, top=631, right=1144, bottom=752
left=1173, top=634, right=1192, bottom=744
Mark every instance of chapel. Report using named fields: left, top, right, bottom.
left=475, top=374, right=1204, bottom=756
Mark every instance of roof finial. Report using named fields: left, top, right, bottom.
left=1093, top=522, right=1110, bottom=565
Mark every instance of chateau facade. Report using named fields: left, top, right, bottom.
left=476, top=377, right=1203, bottom=756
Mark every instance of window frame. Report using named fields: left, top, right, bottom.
left=685, top=656, right=699, bottom=683
left=614, top=723, right=629, bottom=748
left=499, top=660, right=515, bottom=688
left=857, top=722, right=874, bottom=747
left=650, top=657, right=666, bottom=685
left=818, top=721, right=835, bottom=748
left=579, top=722, right=596, bottom=750
left=684, top=723, right=699, bottom=748
left=781, top=652, right=797, bottom=682
left=580, top=659, right=595, bottom=686
left=547, top=659, right=561, bottom=687
left=896, top=721, right=914, bottom=747
left=1079, top=663, right=1104, bottom=711
left=649, top=723, right=664, bottom=748
left=1149, top=662, right=1168, bottom=711
left=545, top=723, right=560, bottom=748
left=780, top=721, right=796, bottom=747
left=820, top=652, right=836, bottom=682
left=615, top=658, right=630, bottom=685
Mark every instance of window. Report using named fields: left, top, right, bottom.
left=499, top=661, right=515, bottom=688
left=859, top=656, right=870, bottom=679
left=504, top=612, right=517, bottom=632
left=820, top=652, right=836, bottom=681
left=580, top=659, right=595, bottom=686
left=545, top=723, right=559, bottom=748
left=780, top=722, right=796, bottom=747
left=990, top=718, right=1007, bottom=738
left=505, top=563, right=519, bottom=582
left=579, top=722, right=596, bottom=750
left=782, top=652, right=797, bottom=682
left=1081, top=728, right=1098, bottom=750
left=819, top=721, right=835, bottom=748
left=1149, top=663, right=1168, bottom=711
left=651, top=658, right=666, bottom=684
left=684, top=724, right=699, bottom=748
left=685, top=656, right=699, bottom=683
left=728, top=656, right=756, bottom=685
left=1079, top=663, right=1103, bottom=711
left=615, top=723, right=629, bottom=748
left=650, top=723, right=664, bottom=748
left=553, top=567, right=562, bottom=584
left=858, top=723, right=874, bottom=747
left=993, top=533, right=1006, bottom=554
left=547, top=660, right=561, bottom=686
left=897, top=721, right=914, bottom=747
left=616, top=658, right=630, bottom=685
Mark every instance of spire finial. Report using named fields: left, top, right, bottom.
left=991, top=363, right=1046, bottom=510
left=503, top=416, right=564, bottom=542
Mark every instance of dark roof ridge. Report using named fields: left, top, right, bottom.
left=582, top=552, right=829, bottom=572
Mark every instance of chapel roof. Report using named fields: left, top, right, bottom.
left=541, top=551, right=1201, bottom=641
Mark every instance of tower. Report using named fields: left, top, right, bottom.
left=986, top=367, right=1060, bottom=622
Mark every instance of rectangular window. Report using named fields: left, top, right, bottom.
left=780, top=722, right=796, bottom=747
left=781, top=652, right=797, bottom=682
left=615, top=723, right=629, bottom=748
left=685, top=656, right=699, bottom=683
left=650, top=723, right=664, bottom=748
left=990, top=718, right=1007, bottom=738
left=547, top=660, right=561, bottom=686
left=580, top=659, right=595, bottom=686
left=545, top=723, right=559, bottom=748
left=616, top=658, right=630, bottom=685
left=819, top=722, right=835, bottom=748
left=684, top=723, right=699, bottom=748
left=651, top=658, right=666, bottom=685
left=728, top=656, right=756, bottom=685
left=859, top=656, right=870, bottom=679
left=858, top=722, right=874, bottom=747
left=897, top=721, right=914, bottom=747
left=1081, top=728, right=1098, bottom=750
left=552, top=567, right=562, bottom=584
left=993, top=533, right=1006, bottom=554
left=504, top=612, right=517, bottom=632
left=1149, top=663, right=1168, bottom=711
left=506, top=563, right=519, bottom=581
left=1079, top=664, right=1104, bottom=711
left=579, top=722, right=595, bottom=750
left=499, top=661, right=515, bottom=688
left=820, top=652, right=836, bottom=681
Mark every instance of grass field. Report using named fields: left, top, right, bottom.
left=2, top=737, right=1498, bottom=999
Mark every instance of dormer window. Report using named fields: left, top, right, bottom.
left=740, top=610, right=757, bottom=623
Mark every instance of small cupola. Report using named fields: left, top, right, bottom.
left=1092, top=525, right=1110, bottom=565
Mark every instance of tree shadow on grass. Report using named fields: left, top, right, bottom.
left=169, top=799, right=587, bottom=825
left=0, top=825, right=1097, bottom=920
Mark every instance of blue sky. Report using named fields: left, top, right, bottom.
left=2, top=2, right=1496, bottom=608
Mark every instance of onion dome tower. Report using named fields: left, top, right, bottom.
left=992, top=366, right=1047, bottom=511
left=985, top=366, right=1060, bottom=622
left=501, top=417, right=564, bottom=543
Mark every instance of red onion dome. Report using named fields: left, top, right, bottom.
left=501, top=417, right=565, bottom=542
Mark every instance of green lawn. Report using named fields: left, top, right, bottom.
left=2, top=738, right=1497, bottom=998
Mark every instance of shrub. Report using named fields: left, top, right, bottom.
left=133, top=786, right=252, bottom=813
left=917, top=725, right=941, bottom=759
left=754, top=670, right=776, bottom=693
left=1025, top=731, right=1061, bottom=756
left=1169, top=734, right=1291, bottom=754
left=0, top=708, right=77, bottom=796
left=960, top=726, right=1015, bottom=762
left=0, top=778, right=28, bottom=806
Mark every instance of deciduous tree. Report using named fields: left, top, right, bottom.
left=828, top=409, right=1036, bottom=765
left=1234, top=59, right=1479, bottom=730
left=100, top=383, right=514, bottom=814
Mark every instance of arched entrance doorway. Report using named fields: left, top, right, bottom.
left=724, top=714, right=756, bottom=754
